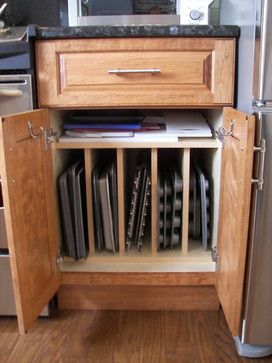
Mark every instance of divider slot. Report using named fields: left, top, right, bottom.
left=182, top=149, right=190, bottom=256
left=117, top=149, right=125, bottom=256
left=151, top=148, right=158, bottom=256
left=157, top=149, right=185, bottom=254
left=90, top=149, right=118, bottom=255
left=124, top=149, right=151, bottom=256
left=84, top=149, right=95, bottom=255
left=56, top=149, right=89, bottom=260
left=188, top=148, right=220, bottom=254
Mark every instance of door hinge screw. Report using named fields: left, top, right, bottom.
left=211, top=247, right=218, bottom=263
left=55, top=255, right=64, bottom=271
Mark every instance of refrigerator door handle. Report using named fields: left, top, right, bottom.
left=252, top=139, right=266, bottom=190
left=253, top=0, right=272, bottom=101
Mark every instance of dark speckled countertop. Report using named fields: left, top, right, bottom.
left=35, top=25, right=239, bottom=40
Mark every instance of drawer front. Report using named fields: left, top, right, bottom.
left=36, top=38, right=235, bottom=108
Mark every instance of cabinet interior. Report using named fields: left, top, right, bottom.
left=50, top=109, right=223, bottom=273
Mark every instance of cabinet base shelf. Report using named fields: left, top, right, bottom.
left=61, top=240, right=215, bottom=273
left=55, top=138, right=221, bottom=150
left=61, top=260, right=216, bottom=273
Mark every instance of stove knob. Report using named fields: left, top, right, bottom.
left=189, top=9, right=202, bottom=20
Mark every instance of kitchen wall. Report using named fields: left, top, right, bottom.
left=220, top=0, right=256, bottom=112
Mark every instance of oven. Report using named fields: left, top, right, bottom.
left=0, top=74, right=34, bottom=315
left=67, top=0, right=221, bottom=26
left=0, top=74, right=33, bottom=115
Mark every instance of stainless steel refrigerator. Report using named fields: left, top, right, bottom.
left=221, top=0, right=272, bottom=358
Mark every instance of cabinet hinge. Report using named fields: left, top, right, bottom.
left=27, top=121, right=57, bottom=151
left=44, top=128, right=58, bottom=150
left=211, top=247, right=218, bottom=263
left=55, top=254, right=64, bottom=271
left=216, top=120, right=236, bottom=143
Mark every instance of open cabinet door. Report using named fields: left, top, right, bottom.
left=0, top=110, right=61, bottom=335
left=217, top=108, right=255, bottom=337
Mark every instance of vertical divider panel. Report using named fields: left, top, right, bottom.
left=182, top=148, right=190, bottom=256
left=151, top=148, right=158, bottom=256
left=84, top=149, right=95, bottom=256
left=117, top=149, right=125, bottom=256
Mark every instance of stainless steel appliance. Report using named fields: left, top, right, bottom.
left=0, top=254, right=16, bottom=315
left=178, top=0, right=221, bottom=25
left=0, top=74, right=33, bottom=316
left=2, top=0, right=61, bottom=27
left=221, top=0, right=272, bottom=358
left=67, top=0, right=220, bottom=26
left=0, top=74, right=33, bottom=114
left=0, top=204, right=8, bottom=249
left=68, top=0, right=179, bottom=26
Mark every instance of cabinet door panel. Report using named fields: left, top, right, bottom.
left=217, top=107, right=255, bottom=336
left=0, top=110, right=61, bottom=334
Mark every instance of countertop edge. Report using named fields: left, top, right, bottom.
left=34, top=25, right=240, bottom=40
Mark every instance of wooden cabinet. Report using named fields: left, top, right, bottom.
left=0, top=110, right=61, bottom=334
left=217, top=108, right=255, bottom=336
left=0, top=37, right=255, bottom=338
left=36, top=38, right=235, bottom=108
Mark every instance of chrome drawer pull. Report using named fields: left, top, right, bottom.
left=108, top=68, right=161, bottom=75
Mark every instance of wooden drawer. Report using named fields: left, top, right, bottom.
left=36, top=37, right=235, bottom=108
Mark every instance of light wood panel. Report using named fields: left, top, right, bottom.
left=61, top=272, right=217, bottom=286
left=84, top=149, right=95, bottom=255
left=0, top=110, right=61, bottom=335
left=151, top=148, right=158, bottom=255
left=182, top=149, right=190, bottom=255
left=213, top=40, right=236, bottom=104
left=58, top=285, right=219, bottom=311
left=55, top=138, right=221, bottom=150
left=60, top=243, right=215, bottom=273
left=36, top=38, right=235, bottom=108
left=217, top=107, right=255, bottom=337
left=117, top=149, right=125, bottom=255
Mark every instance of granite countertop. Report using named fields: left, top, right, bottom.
left=35, top=25, right=239, bottom=40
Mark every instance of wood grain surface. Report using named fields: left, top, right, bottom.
left=217, top=108, right=256, bottom=337
left=36, top=37, right=235, bottom=108
left=1, top=310, right=271, bottom=363
left=0, top=110, right=61, bottom=335
left=57, top=285, right=219, bottom=311
left=61, top=272, right=217, bottom=286
left=55, top=138, right=221, bottom=150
